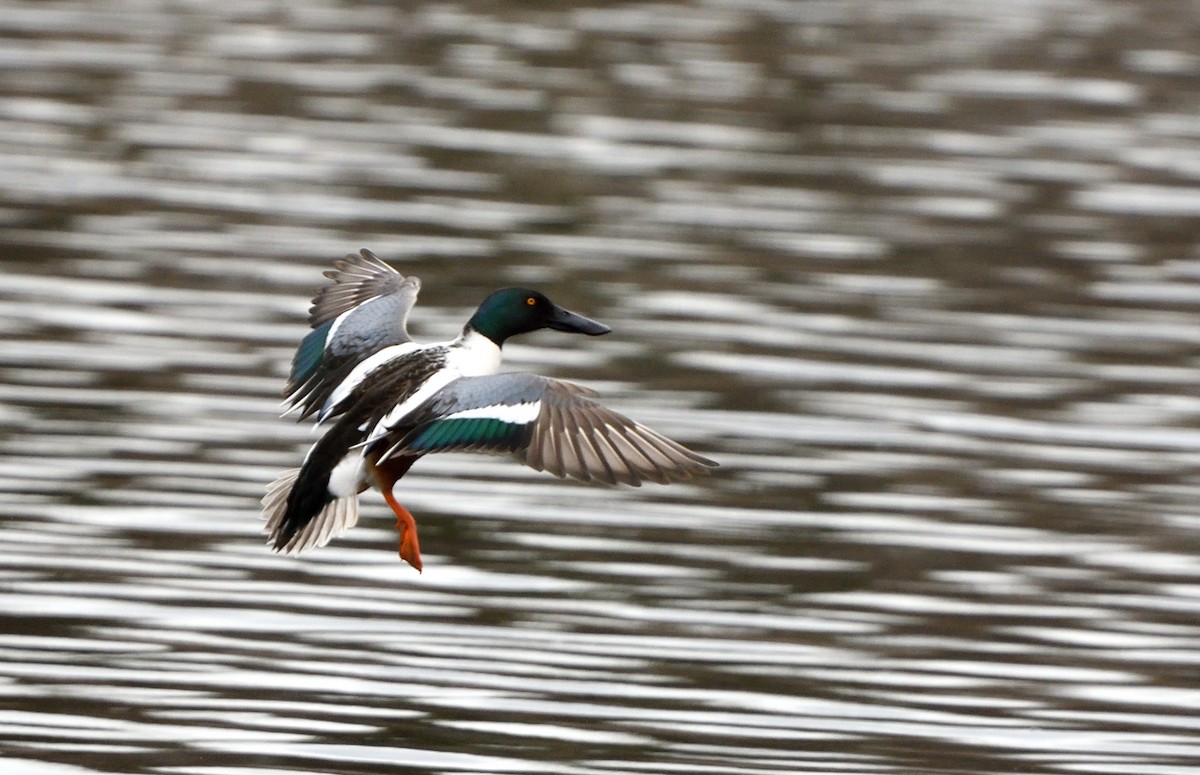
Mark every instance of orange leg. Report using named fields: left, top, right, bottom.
left=382, top=486, right=423, bottom=573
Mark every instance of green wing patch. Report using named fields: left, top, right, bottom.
left=405, top=416, right=529, bottom=453
left=290, top=319, right=333, bottom=387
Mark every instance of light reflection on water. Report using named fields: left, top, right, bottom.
left=1, top=1, right=1200, bottom=774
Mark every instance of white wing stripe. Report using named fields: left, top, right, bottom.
left=442, top=401, right=540, bottom=424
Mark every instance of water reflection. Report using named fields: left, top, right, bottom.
left=1, top=1, right=1199, bottom=774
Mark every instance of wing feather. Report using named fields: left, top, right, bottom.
left=573, top=407, right=619, bottom=484
left=574, top=410, right=641, bottom=486
left=548, top=404, right=572, bottom=479
left=309, top=249, right=418, bottom=326
left=604, top=423, right=660, bottom=484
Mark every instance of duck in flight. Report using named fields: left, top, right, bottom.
left=264, top=249, right=717, bottom=571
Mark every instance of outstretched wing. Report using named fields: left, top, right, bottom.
left=374, top=373, right=717, bottom=486
left=285, top=249, right=421, bottom=419
left=309, top=248, right=417, bottom=327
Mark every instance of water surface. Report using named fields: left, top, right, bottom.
left=1, top=1, right=1199, bottom=774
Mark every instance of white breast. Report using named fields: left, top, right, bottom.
left=447, top=329, right=502, bottom=376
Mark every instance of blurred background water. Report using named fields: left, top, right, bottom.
left=1, top=1, right=1199, bottom=773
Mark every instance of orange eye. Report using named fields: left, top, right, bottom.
left=526, top=297, right=536, bottom=306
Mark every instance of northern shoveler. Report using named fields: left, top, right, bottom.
left=264, top=249, right=717, bottom=572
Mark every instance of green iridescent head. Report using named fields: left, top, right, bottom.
left=466, top=288, right=610, bottom=345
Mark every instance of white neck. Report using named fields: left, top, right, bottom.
left=448, top=329, right=503, bottom=377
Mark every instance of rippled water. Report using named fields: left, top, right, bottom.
left=2, top=1, right=1200, bottom=774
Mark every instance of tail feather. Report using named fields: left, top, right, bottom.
left=261, top=468, right=359, bottom=555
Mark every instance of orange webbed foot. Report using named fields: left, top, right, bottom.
left=384, top=488, right=423, bottom=573
left=399, top=525, right=422, bottom=573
